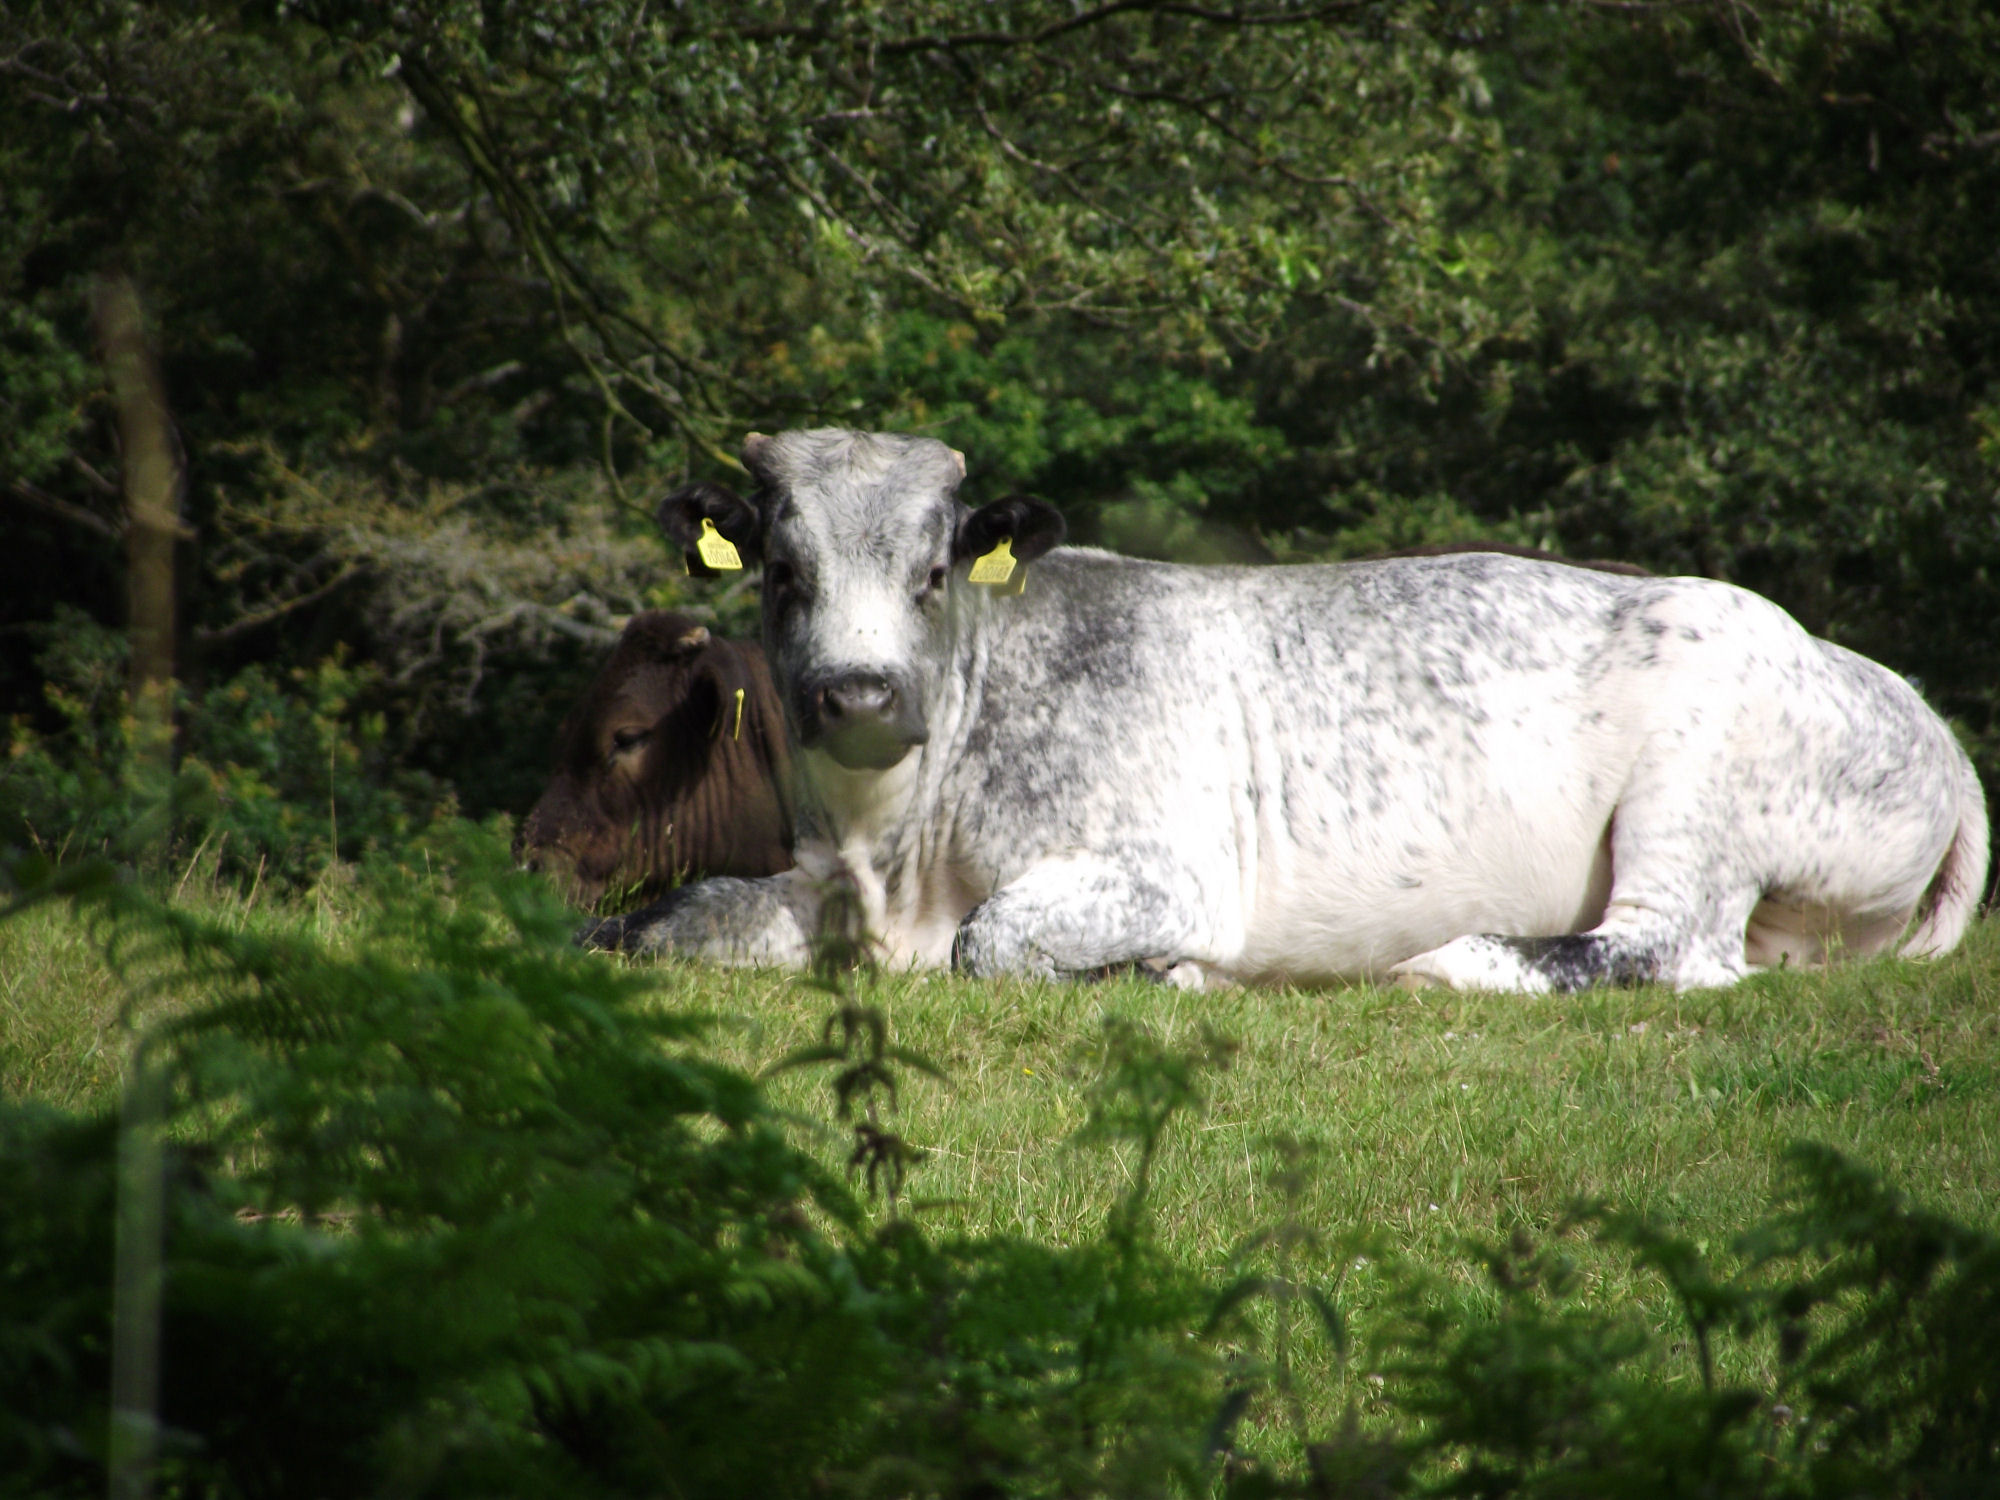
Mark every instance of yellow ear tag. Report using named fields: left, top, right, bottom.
left=968, top=537, right=1017, bottom=586
left=712, top=687, right=746, bottom=741
left=695, top=517, right=742, bottom=571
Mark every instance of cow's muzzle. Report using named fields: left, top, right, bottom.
left=800, top=669, right=928, bottom=771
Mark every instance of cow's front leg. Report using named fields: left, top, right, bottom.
left=951, top=854, right=1206, bottom=981
left=586, top=870, right=820, bottom=968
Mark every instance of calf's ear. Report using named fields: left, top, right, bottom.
left=954, top=494, right=1066, bottom=568
left=658, top=482, right=763, bottom=577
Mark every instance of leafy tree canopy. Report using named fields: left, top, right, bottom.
left=2, top=0, right=1995, bottom=838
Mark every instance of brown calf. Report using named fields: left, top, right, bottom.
left=516, top=610, right=793, bottom=909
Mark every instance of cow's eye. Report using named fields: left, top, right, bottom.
left=763, top=559, right=798, bottom=602
left=923, top=565, right=948, bottom=597
left=609, top=726, right=649, bottom=756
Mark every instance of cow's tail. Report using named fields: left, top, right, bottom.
left=1900, top=744, right=1991, bottom=959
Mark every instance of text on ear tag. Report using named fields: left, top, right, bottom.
left=696, top=517, right=742, bottom=571
left=968, top=537, right=1017, bottom=586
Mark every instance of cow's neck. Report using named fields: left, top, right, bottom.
left=792, top=612, right=990, bottom=963
left=797, top=750, right=923, bottom=858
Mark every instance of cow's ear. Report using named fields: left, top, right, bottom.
left=954, top=494, right=1066, bottom=569
left=658, top=481, right=763, bottom=578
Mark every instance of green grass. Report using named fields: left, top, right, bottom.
left=676, top=923, right=2000, bottom=1411
left=6, top=866, right=1997, bottom=1438
left=0, top=859, right=367, bottom=1111
left=690, top=928, right=2000, bottom=1247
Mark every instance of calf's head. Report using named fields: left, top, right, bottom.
left=515, top=610, right=792, bottom=907
left=660, top=430, right=1063, bottom=773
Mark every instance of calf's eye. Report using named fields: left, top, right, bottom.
left=924, top=565, right=948, bottom=596
left=610, top=726, right=649, bottom=755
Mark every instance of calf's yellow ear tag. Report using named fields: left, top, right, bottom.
left=969, top=536, right=1023, bottom=592
left=711, top=687, right=746, bottom=741
left=695, top=517, right=742, bottom=571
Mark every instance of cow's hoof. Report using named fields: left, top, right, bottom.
left=1123, top=957, right=1211, bottom=990
left=577, top=913, right=628, bottom=951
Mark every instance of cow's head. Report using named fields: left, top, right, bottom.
left=659, top=429, right=1063, bottom=773
left=515, top=610, right=792, bottom=907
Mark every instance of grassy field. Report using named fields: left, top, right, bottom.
left=703, top=918, right=2000, bottom=1409
left=7, top=857, right=1996, bottom=1440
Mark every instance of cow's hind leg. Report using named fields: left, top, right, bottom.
left=1389, top=920, right=1750, bottom=994
left=1390, top=931, right=1650, bottom=993
left=1390, top=896, right=1758, bottom=993
left=952, top=853, right=1209, bottom=981
left=1392, top=777, right=1764, bottom=993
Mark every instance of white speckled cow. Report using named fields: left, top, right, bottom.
left=594, top=428, right=1989, bottom=992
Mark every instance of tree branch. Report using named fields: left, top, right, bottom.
left=1924, top=126, right=2000, bottom=157
left=5, top=477, right=124, bottom=540
left=192, top=564, right=367, bottom=648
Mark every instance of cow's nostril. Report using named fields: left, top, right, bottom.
left=823, top=674, right=894, bottom=722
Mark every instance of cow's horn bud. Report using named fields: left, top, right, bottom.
left=949, top=447, right=966, bottom=478
left=743, top=432, right=773, bottom=469
left=678, top=625, right=711, bottom=649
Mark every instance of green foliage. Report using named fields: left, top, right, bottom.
left=190, top=462, right=689, bottom=818
left=0, top=841, right=1231, bottom=1497
left=0, top=838, right=845, bottom=1496
left=1745, top=1143, right=2000, bottom=1493
left=0, top=299, right=91, bottom=489
left=8, top=0, right=1999, bottom=814
left=1208, top=1146, right=2000, bottom=1499
left=1239, top=0, right=2000, bottom=785
left=2, top=606, right=453, bottom=886
left=850, top=311, right=1292, bottom=561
